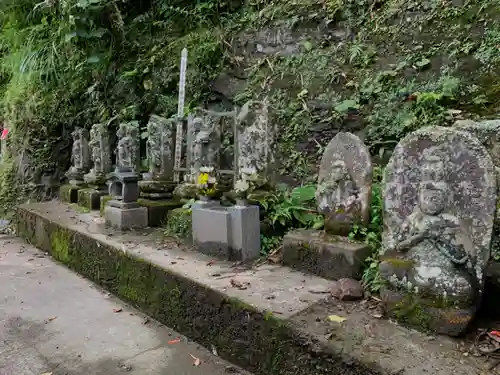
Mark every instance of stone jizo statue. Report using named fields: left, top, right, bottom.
left=316, top=132, right=372, bottom=235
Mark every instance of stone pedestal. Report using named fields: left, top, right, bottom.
left=105, top=200, right=148, bottom=230
left=104, top=171, right=147, bottom=230
left=138, top=179, right=181, bottom=226
left=192, top=200, right=261, bottom=261
left=137, top=198, right=183, bottom=227
left=282, top=229, right=372, bottom=281
left=228, top=202, right=260, bottom=261
left=77, top=188, right=108, bottom=211
left=60, top=184, right=84, bottom=204
left=381, top=288, right=475, bottom=337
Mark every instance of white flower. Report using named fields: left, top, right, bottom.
left=199, top=166, right=214, bottom=173
left=234, top=179, right=250, bottom=193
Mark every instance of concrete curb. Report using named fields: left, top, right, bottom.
left=16, top=202, right=486, bottom=375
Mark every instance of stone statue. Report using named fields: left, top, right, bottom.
left=115, top=122, right=140, bottom=173
left=316, top=132, right=372, bottom=235
left=85, top=123, right=111, bottom=186
left=145, top=115, right=174, bottom=180
left=66, top=127, right=90, bottom=183
left=236, top=100, right=277, bottom=183
left=188, top=109, right=222, bottom=181
left=380, top=126, right=497, bottom=336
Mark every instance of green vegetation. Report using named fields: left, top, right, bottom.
left=4, top=1, right=500, bottom=281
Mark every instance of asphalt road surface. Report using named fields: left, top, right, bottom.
left=0, top=234, right=251, bottom=375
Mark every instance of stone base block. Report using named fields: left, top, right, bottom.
left=137, top=198, right=183, bottom=227
left=77, top=188, right=107, bottom=211
left=228, top=204, right=260, bottom=261
left=282, top=229, right=372, bottom=280
left=381, top=288, right=475, bottom=337
left=192, top=205, right=232, bottom=259
left=100, top=195, right=112, bottom=217
left=104, top=205, right=148, bottom=230
left=59, top=184, right=81, bottom=204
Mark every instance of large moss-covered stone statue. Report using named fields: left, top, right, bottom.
left=380, top=126, right=497, bottom=336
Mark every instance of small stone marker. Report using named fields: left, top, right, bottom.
left=316, top=132, right=372, bottom=236
left=380, top=126, right=497, bottom=336
left=60, top=127, right=91, bottom=203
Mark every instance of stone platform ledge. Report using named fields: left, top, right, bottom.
left=15, top=201, right=487, bottom=375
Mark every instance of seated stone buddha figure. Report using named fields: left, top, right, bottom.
left=380, top=177, right=478, bottom=305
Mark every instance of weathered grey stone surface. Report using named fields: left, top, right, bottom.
left=228, top=203, right=261, bottom=261
left=104, top=204, right=148, bottom=230
left=66, top=127, right=91, bottom=184
left=381, top=126, right=497, bottom=336
left=144, top=115, right=175, bottom=181
left=236, top=100, right=277, bottom=182
left=115, top=122, right=140, bottom=174
left=192, top=200, right=261, bottom=262
left=192, top=203, right=232, bottom=259
left=454, top=119, right=500, bottom=167
left=84, top=123, right=112, bottom=187
left=188, top=109, right=222, bottom=178
left=316, top=132, right=372, bottom=236
left=282, top=229, right=372, bottom=280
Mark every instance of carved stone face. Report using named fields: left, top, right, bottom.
left=330, top=160, right=349, bottom=182
left=418, top=183, right=446, bottom=216
left=421, top=149, right=447, bottom=182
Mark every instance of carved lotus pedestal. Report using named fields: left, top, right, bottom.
left=138, top=179, right=182, bottom=227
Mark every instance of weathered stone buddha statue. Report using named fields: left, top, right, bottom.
left=316, top=132, right=372, bottom=236
left=380, top=126, right=497, bottom=336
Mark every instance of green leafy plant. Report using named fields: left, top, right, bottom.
left=250, top=184, right=324, bottom=230
left=348, top=166, right=384, bottom=293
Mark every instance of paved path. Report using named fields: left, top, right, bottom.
left=0, top=235, right=251, bottom=375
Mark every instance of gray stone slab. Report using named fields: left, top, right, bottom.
left=105, top=205, right=148, bottom=230
left=108, top=199, right=140, bottom=209
left=282, top=228, right=372, bottom=280
left=228, top=204, right=260, bottom=261
left=192, top=205, right=231, bottom=258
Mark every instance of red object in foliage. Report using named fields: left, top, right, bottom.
left=0, top=128, right=9, bottom=140
left=490, top=330, right=500, bottom=337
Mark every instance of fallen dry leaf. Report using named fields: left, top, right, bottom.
left=206, top=260, right=216, bottom=266
left=47, top=316, right=57, bottom=322
left=112, top=308, right=123, bottom=313
left=190, top=354, right=201, bottom=367
left=40, top=372, right=53, bottom=375
left=168, top=338, right=181, bottom=344
left=371, top=313, right=383, bottom=319
left=327, top=314, right=347, bottom=323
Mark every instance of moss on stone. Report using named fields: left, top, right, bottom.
left=100, top=195, right=112, bottom=216
left=60, top=184, right=79, bottom=204
left=383, top=258, right=415, bottom=270
left=137, top=198, right=181, bottom=208
left=50, top=228, right=71, bottom=264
